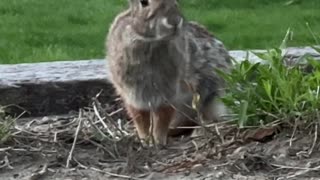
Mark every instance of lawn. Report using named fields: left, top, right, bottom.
left=0, top=0, right=319, bottom=64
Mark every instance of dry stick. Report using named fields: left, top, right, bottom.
left=215, top=124, right=225, bottom=144
left=86, top=116, right=115, bottom=142
left=93, top=100, right=127, bottom=137
left=275, top=164, right=320, bottom=180
left=54, top=132, right=58, bottom=143
left=74, top=157, right=141, bottom=180
left=29, top=163, right=48, bottom=180
left=308, top=123, right=318, bottom=156
left=174, top=119, right=236, bottom=129
left=0, top=147, right=12, bottom=152
left=0, top=156, right=13, bottom=169
left=168, top=103, right=215, bottom=135
left=54, top=116, right=78, bottom=128
left=10, top=110, right=27, bottom=128
left=107, top=108, right=124, bottom=116
left=93, top=103, right=115, bottom=138
left=66, top=111, right=83, bottom=168
left=104, top=112, right=127, bottom=137
left=86, top=138, right=117, bottom=159
left=289, top=118, right=298, bottom=147
left=2, top=104, right=30, bottom=115
left=271, top=163, right=319, bottom=171
left=90, top=167, right=141, bottom=180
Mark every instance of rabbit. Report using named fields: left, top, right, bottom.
left=106, top=0, right=232, bottom=146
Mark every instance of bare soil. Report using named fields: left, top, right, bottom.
left=1, top=100, right=320, bottom=180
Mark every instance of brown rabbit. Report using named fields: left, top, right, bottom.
left=106, top=0, right=232, bottom=146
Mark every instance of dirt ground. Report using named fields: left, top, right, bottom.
left=1, top=102, right=320, bottom=180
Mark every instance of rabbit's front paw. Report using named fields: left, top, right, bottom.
left=151, top=106, right=175, bottom=147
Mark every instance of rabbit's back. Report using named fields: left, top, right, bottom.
left=169, top=22, right=232, bottom=132
left=185, top=22, right=232, bottom=105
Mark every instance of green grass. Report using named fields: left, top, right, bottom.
left=0, top=0, right=319, bottom=64
left=0, top=106, right=13, bottom=144
left=217, top=46, right=320, bottom=128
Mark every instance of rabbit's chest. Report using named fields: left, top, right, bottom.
left=110, top=41, right=187, bottom=109
left=122, top=57, right=180, bottom=88
left=120, top=43, right=184, bottom=85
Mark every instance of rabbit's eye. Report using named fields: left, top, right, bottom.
left=140, top=0, right=149, bottom=7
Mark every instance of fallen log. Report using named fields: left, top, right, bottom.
left=0, top=46, right=319, bottom=117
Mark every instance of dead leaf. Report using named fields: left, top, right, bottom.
left=243, top=127, right=276, bottom=142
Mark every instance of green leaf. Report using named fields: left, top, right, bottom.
left=238, top=100, right=249, bottom=128
left=262, top=80, right=272, bottom=100
left=311, top=46, right=320, bottom=54
left=279, top=27, right=293, bottom=49
left=252, top=51, right=271, bottom=61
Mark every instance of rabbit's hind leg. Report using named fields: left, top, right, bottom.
left=201, top=98, right=227, bottom=123
left=191, top=97, right=228, bottom=137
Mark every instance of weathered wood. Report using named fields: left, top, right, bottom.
left=229, top=46, right=320, bottom=63
left=0, top=60, right=115, bottom=117
left=0, top=46, right=319, bottom=117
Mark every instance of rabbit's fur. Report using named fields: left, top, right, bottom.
left=106, top=0, right=232, bottom=146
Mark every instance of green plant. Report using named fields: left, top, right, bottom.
left=217, top=47, right=320, bottom=128
left=0, top=106, right=13, bottom=144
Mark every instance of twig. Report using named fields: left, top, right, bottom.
left=0, top=146, right=56, bottom=154
left=74, top=157, right=141, bottom=180
left=86, top=115, right=116, bottom=142
left=92, top=99, right=128, bottom=137
left=29, top=163, right=48, bottom=180
left=54, top=116, right=78, bottom=128
left=66, top=111, right=83, bottom=168
left=215, top=124, right=224, bottom=144
left=0, top=147, right=12, bottom=152
left=54, top=132, right=58, bottom=142
left=270, top=163, right=318, bottom=170
left=289, top=118, right=298, bottom=147
left=105, top=113, right=127, bottom=136
left=308, top=123, right=318, bottom=156
left=174, top=119, right=236, bottom=129
left=86, top=138, right=117, bottom=159
left=108, top=108, right=124, bottom=117
left=2, top=104, right=30, bottom=115
left=168, top=103, right=217, bottom=136
left=93, top=103, right=115, bottom=137
left=13, top=126, right=40, bottom=136
left=276, top=164, right=320, bottom=180
left=0, top=156, right=13, bottom=169
left=91, top=167, right=141, bottom=180
left=191, top=140, right=199, bottom=152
